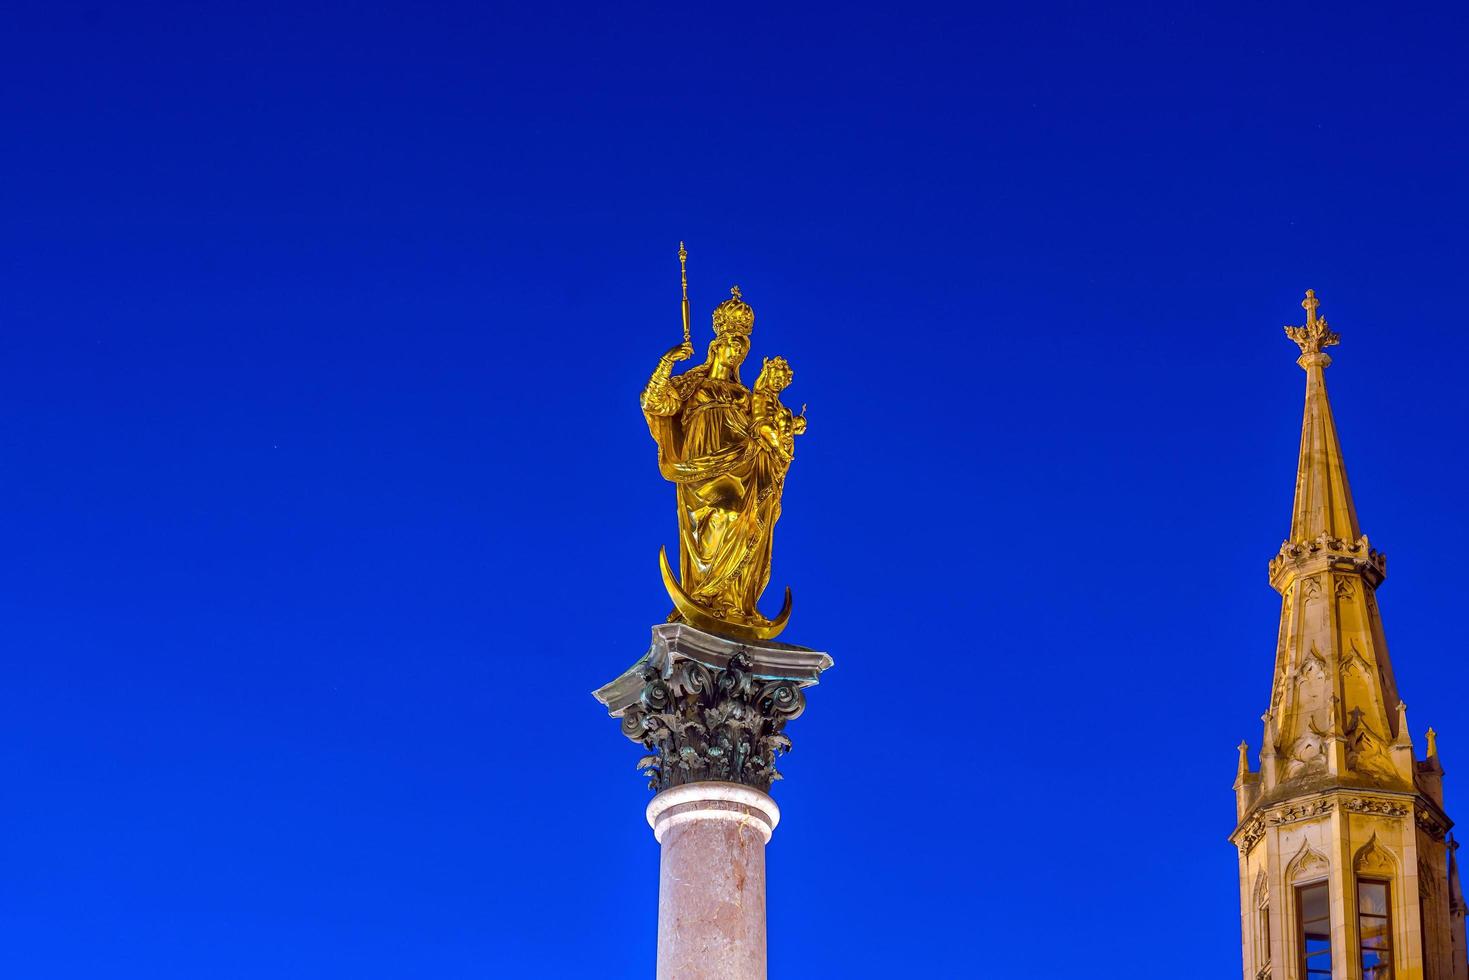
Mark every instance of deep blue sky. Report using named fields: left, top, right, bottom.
left=3, top=3, right=1467, bottom=977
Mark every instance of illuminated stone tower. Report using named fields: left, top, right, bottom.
left=1231, top=291, right=1468, bottom=980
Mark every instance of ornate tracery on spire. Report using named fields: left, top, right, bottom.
left=1256, top=293, right=1403, bottom=794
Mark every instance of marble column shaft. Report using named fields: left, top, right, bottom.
left=647, top=782, right=780, bottom=980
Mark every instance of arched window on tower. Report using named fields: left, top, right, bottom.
left=1358, top=878, right=1394, bottom=980
left=1253, top=875, right=1271, bottom=976
left=1257, top=899, right=1271, bottom=973
left=1297, top=881, right=1333, bottom=979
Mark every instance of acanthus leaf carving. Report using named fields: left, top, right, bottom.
left=620, top=651, right=805, bottom=793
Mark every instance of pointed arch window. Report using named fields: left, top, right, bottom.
left=1258, top=900, right=1271, bottom=970
left=1296, top=881, right=1332, bottom=979
left=1358, top=878, right=1393, bottom=979
left=1253, top=876, right=1271, bottom=974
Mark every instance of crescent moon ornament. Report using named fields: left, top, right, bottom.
left=659, top=546, right=792, bottom=642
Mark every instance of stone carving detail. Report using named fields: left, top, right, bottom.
left=619, top=652, right=806, bottom=793
left=1417, top=808, right=1449, bottom=841
left=1240, top=815, right=1267, bottom=854
left=1294, top=648, right=1328, bottom=685
left=1269, top=533, right=1387, bottom=585
left=1271, top=799, right=1334, bottom=825
left=1354, top=834, right=1397, bottom=876
left=1339, top=643, right=1371, bottom=677
left=1288, top=840, right=1330, bottom=882
left=1285, top=732, right=1328, bottom=779
left=1344, top=797, right=1410, bottom=817
left=1344, top=715, right=1398, bottom=784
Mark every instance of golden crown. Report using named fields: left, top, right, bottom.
left=712, top=285, right=755, bottom=337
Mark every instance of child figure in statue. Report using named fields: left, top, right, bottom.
left=751, top=355, right=806, bottom=478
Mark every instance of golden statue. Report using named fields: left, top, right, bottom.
left=641, top=246, right=807, bottom=641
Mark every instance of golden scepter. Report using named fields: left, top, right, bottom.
left=678, top=241, right=690, bottom=344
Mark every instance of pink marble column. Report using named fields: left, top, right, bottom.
left=646, top=781, right=781, bottom=980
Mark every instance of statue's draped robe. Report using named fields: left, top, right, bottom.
left=643, top=368, right=785, bottom=625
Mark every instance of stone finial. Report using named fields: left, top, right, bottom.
left=1285, top=288, right=1341, bottom=360
left=1393, top=701, right=1413, bottom=747
left=1389, top=702, right=1416, bottom=784
left=1259, top=711, right=1279, bottom=792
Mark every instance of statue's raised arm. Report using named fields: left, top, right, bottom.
left=641, top=340, right=695, bottom=418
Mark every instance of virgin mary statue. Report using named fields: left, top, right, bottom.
left=640, top=286, right=804, bottom=640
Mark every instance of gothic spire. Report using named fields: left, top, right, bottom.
left=1254, top=290, right=1402, bottom=797
left=1231, top=291, right=1465, bottom=980
left=1284, top=289, right=1361, bottom=544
